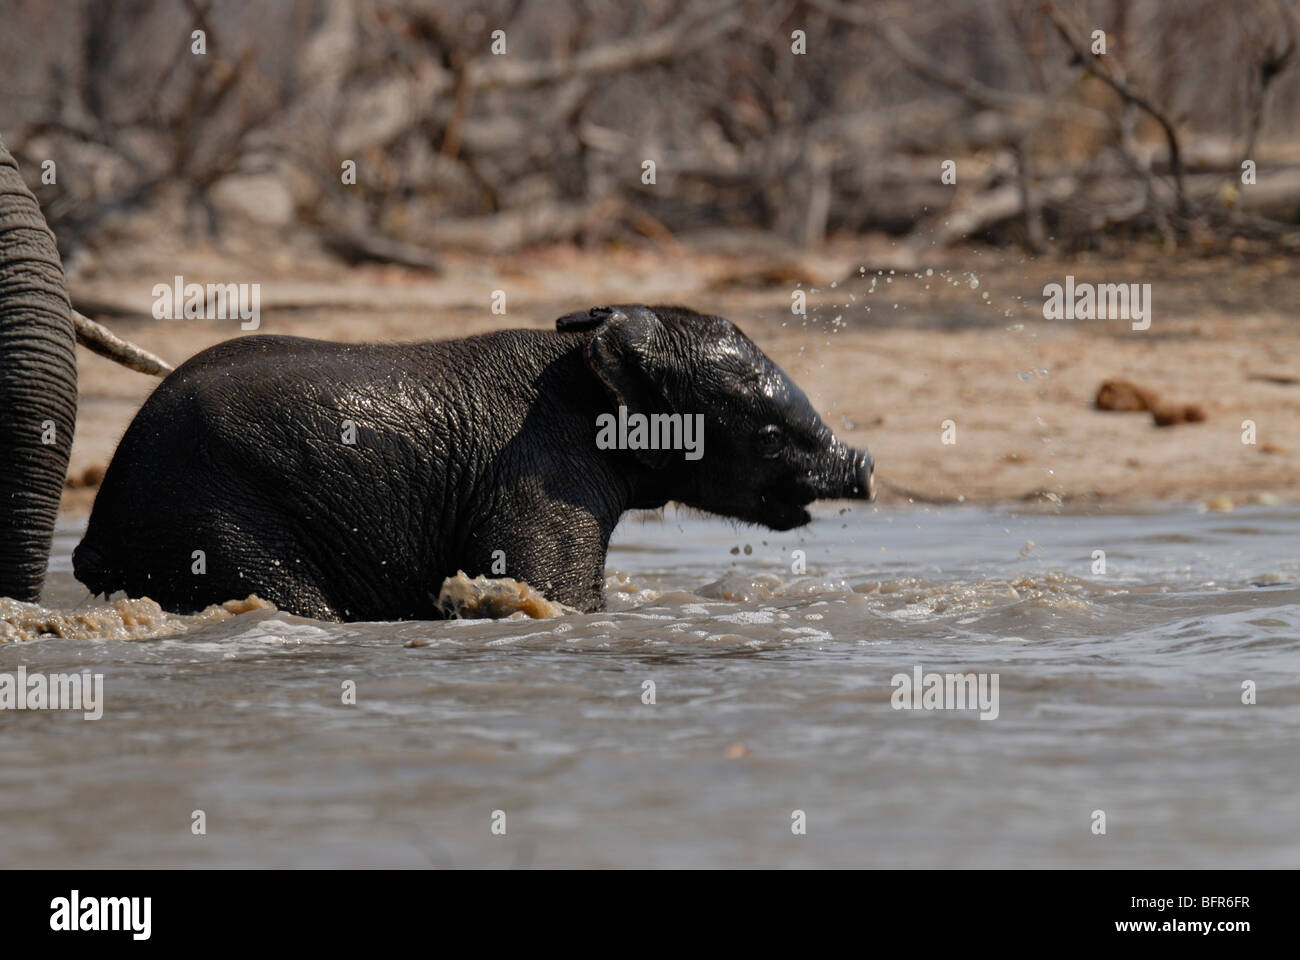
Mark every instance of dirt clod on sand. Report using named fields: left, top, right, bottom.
left=1095, top=379, right=1161, bottom=412
left=64, top=464, right=106, bottom=489
left=1096, top=379, right=1207, bottom=428
left=1152, top=403, right=1208, bottom=427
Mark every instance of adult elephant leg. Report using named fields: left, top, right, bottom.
left=0, top=137, right=76, bottom=602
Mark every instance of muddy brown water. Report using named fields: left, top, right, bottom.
left=2, top=504, right=1298, bottom=868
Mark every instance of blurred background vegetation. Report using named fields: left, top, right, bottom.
left=2, top=0, right=1298, bottom=269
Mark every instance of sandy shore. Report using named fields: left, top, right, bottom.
left=61, top=238, right=1300, bottom=516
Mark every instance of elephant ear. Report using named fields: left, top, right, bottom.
left=582, top=306, right=675, bottom=469
left=556, top=306, right=618, bottom=331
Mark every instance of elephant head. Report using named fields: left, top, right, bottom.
left=0, top=136, right=76, bottom=602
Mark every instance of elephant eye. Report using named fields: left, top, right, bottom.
left=756, top=424, right=784, bottom=458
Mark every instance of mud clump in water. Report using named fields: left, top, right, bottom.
left=0, top=594, right=275, bottom=642
left=436, top=571, right=575, bottom=619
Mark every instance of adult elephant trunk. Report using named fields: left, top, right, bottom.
left=0, top=137, right=76, bottom=602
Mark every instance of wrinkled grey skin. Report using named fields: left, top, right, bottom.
left=75, top=305, right=873, bottom=621
left=0, top=137, right=76, bottom=603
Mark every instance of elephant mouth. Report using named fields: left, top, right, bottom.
left=757, top=491, right=815, bottom=531
left=755, top=452, right=872, bottom=529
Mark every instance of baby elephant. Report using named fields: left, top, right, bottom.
left=74, top=305, right=874, bottom=621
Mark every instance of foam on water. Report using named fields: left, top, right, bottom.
left=0, top=593, right=273, bottom=643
